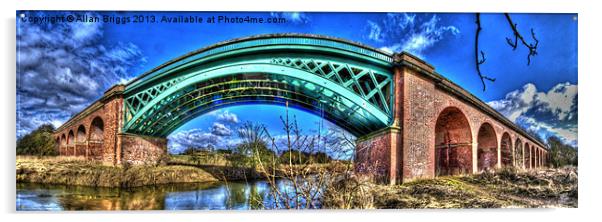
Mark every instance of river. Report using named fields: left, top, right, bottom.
left=17, top=180, right=322, bottom=211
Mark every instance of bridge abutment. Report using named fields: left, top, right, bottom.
left=118, top=133, right=168, bottom=165
left=355, top=127, right=402, bottom=185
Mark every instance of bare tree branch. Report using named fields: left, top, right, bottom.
left=504, top=13, right=539, bottom=65
left=475, top=13, right=496, bottom=91
left=474, top=13, right=540, bottom=91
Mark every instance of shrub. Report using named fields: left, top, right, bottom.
left=17, top=124, right=57, bottom=156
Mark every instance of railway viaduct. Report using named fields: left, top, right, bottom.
left=53, top=34, right=548, bottom=184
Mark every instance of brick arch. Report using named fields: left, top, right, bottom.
left=531, top=145, right=537, bottom=168
left=540, top=148, right=543, bottom=167
left=77, top=125, right=87, bottom=142
left=88, top=116, right=105, bottom=160
left=535, top=147, right=541, bottom=168
left=89, top=116, right=105, bottom=141
left=524, top=143, right=531, bottom=169
left=60, top=134, right=66, bottom=145
left=477, top=122, right=498, bottom=171
left=541, top=149, right=544, bottom=166
left=60, top=134, right=67, bottom=155
left=514, top=137, right=523, bottom=168
left=500, top=132, right=512, bottom=167
left=531, top=146, right=535, bottom=168
left=67, top=130, right=75, bottom=145
left=541, top=148, right=544, bottom=167
left=434, top=106, right=473, bottom=176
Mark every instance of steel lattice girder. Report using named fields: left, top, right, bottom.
left=123, top=36, right=394, bottom=137
left=129, top=76, right=381, bottom=137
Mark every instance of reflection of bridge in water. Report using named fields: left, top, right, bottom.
left=53, top=34, right=548, bottom=184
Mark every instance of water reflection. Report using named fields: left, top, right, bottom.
left=17, top=180, right=319, bottom=211
left=163, top=181, right=271, bottom=210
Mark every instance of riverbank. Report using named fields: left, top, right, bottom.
left=17, top=156, right=578, bottom=209
left=16, top=156, right=219, bottom=187
left=323, top=166, right=578, bottom=208
left=16, top=155, right=326, bottom=188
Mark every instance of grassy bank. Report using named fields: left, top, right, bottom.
left=167, top=154, right=349, bottom=180
left=16, top=156, right=218, bottom=188
left=18, top=155, right=577, bottom=208
left=16, top=155, right=340, bottom=188
left=323, top=166, right=578, bottom=209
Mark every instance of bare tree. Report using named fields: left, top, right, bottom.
left=234, top=104, right=365, bottom=209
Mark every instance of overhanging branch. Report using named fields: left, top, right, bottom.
left=475, top=13, right=496, bottom=91
left=504, top=13, right=539, bottom=65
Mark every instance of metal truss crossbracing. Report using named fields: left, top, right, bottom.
left=123, top=37, right=394, bottom=137
left=124, top=69, right=391, bottom=137
left=270, top=57, right=392, bottom=115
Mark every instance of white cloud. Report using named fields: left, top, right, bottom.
left=488, top=82, right=578, bottom=147
left=211, top=122, right=232, bottom=136
left=366, top=13, right=459, bottom=58
left=379, top=44, right=401, bottom=54
left=367, top=21, right=384, bottom=42
left=488, top=83, right=538, bottom=122
left=16, top=12, right=146, bottom=137
left=168, top=129, right=221, bottom=153
left=518, top=116, right=577, bottom=146
left=537, top=82, right=578, bottom=120
left=214, top=110, right=239, bottom=124
left=270, top=12, right=309, bottom=24
left=488, top=82, right=577, bottom=122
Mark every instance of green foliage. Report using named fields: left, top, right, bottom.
left=280, top=150, right=332, bottom=164
left=235, top=140, right=277, bottom=167
left=312, top=151, right=332, bottom=163
left=548, top=136, right=578, bottom=167
left=280, top=150, right=309, bottom=164
left=234, top=121, right=279, bottom=168
left=216, top=149, right=232, bottom=154
left=17, top=124, right=57, bottom=156
left=181, top=144, right=215, bottom=155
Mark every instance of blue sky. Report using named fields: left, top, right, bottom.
left=16, top=11, right=578, bottom=153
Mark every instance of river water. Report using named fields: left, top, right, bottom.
left=17, top=180, right=321, bottom=211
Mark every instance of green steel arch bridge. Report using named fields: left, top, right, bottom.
left=54, top=34, right=549, bottom=184
left=123, top=34, right=395, bottom=137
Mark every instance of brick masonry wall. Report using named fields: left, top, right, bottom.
left=119, top=134, right=167, bottom=165
left=399, top=66, right=548, bottom=182
left=53, top=84, right=170, bottom=166
left=401, top=68, right=436, bottom=181
left=101, top=93, right=124, bottom=164
left=75, top=143, right=86, bottom=156
left=355, top=129, right=394, bottom=183
left=53, top=85, right=125, bottom=164
left=88, top=142, right=104, bottom=161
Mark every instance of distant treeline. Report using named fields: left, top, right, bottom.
left=181, top=143, right=333, bottom=164
left=17, top=124, right=57, bottom=156
left=547, top=136, right=578, bottom=167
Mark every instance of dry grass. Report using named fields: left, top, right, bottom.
left=458, top=166, right=578, bottom=207
left=168, top=154, right=231, bottom=167
left=17, top=155, right=91, bottom=163
left=16, top=155, right=218, bottom=188
left=322, top=166, right=578, bottom=209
